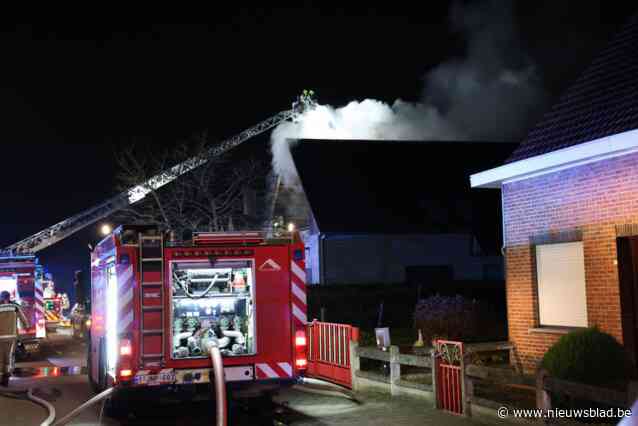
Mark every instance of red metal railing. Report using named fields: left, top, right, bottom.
left=306, top=321, right=359, bottom=388
left=434, top=339, right=464, bottom=415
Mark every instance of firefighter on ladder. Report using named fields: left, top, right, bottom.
left=0, top=290, right=30, bottom=386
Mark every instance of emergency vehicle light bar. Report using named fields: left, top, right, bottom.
left=0, top=254, right=37, bottom=260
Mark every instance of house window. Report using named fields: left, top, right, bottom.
left=535, top=241, right=588, bottom=327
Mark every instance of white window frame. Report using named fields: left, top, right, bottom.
left=535, top=241, right=588, bottom=328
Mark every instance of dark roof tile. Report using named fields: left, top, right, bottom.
left=507, top=14, right=638, bottom=163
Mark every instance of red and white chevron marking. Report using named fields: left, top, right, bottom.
left=255, top=362, right=293, bottom=379
left=118, top=265, right=135, bottom=334
left=290, top=259, right=307, bottom=327
left=35, top=280, right=45, bottom=337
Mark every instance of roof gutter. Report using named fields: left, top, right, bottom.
left=470, top=128, right=638, bottom=188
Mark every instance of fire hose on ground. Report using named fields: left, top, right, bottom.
left=51, top=386, right=114, bottom=426
left=28, top=342, right=227, bottom=426
left=0, top=340, right=226, bottom=425
left=29, top=388, right=57, bottom=426
left=0, top=387, right=57, bottom=426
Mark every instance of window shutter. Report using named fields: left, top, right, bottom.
left=536, top=241, right=588, bottom=327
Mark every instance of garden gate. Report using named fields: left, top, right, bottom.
left=434, top=339, right=465, bottom=415
left=306, top=321, right=359, bottom=388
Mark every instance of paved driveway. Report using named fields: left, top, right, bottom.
left=273, top=387, right=497, bottom=425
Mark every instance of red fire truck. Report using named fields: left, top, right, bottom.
left=0, top=254, right=46, bottom=354
left=0, top=92, right=315, bottom=377
left=88, top=225, right=308, bottom=409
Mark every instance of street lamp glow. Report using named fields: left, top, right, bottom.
left=100, top=224, right=112, bottom=236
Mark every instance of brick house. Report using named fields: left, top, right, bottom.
left=470, top=15, right=638, bottom=373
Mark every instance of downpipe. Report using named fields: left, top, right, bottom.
left=206, top=341, right=227, bottom=426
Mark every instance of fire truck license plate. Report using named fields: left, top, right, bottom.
left=134, top=372, right=175, bottom=386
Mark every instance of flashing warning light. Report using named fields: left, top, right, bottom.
left=119, top=369, right=132, bottom=377
left=295, top=330, right=307, bottom=370
left=120, top=338, right=132, bottom=356
left=287, top=223, right=295, bottom=232
left=100, top=223, right=112, bottom=236
left=85, top=319, right=91, bottom=328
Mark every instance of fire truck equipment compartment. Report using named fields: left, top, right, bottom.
left=171, top=259, right=255, bottom=359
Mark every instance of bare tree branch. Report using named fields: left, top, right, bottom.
left=114, top=133, right=267, bottom=235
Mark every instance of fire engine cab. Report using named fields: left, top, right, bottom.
left=89, top=225, right=308, bottom=408
left=0, top=254, right=46, bottom=354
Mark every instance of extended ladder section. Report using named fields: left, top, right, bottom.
left=139, top=234, right=165, bottom=368
left=3, top=92, right=317, bottom=255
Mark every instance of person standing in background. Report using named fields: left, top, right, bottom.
left=0, top=290, right=30, bottom=386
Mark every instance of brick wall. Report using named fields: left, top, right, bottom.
left=503, top=151, right=638, bottom=373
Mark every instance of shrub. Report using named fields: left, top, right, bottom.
left=541, top=327, right=631, bottom=387
left=413, top=294, right=499, bottom=344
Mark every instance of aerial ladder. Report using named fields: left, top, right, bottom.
left=2, top=91, right=316, bottom=255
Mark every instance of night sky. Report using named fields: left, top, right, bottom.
left=0, top=2, right=634, bottom=300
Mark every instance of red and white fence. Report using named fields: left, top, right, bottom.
left=306, top=321, right=359, bottom=388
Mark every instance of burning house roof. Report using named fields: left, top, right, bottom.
left=282, top=139, right=516, bottom=254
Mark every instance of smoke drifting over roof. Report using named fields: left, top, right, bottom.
left=271, top=0, right=548, bottom=187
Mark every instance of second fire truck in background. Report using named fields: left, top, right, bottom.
left=0, top=254, right=46, bottom=355
left=43, top=277, right=71, bottom=331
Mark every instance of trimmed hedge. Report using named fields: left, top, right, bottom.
left=541, top=327, right=632, bottom=387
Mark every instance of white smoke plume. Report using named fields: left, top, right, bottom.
left=271, top=100, right=464, bottom=187
left=271, top=0, right=548, bottom=188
